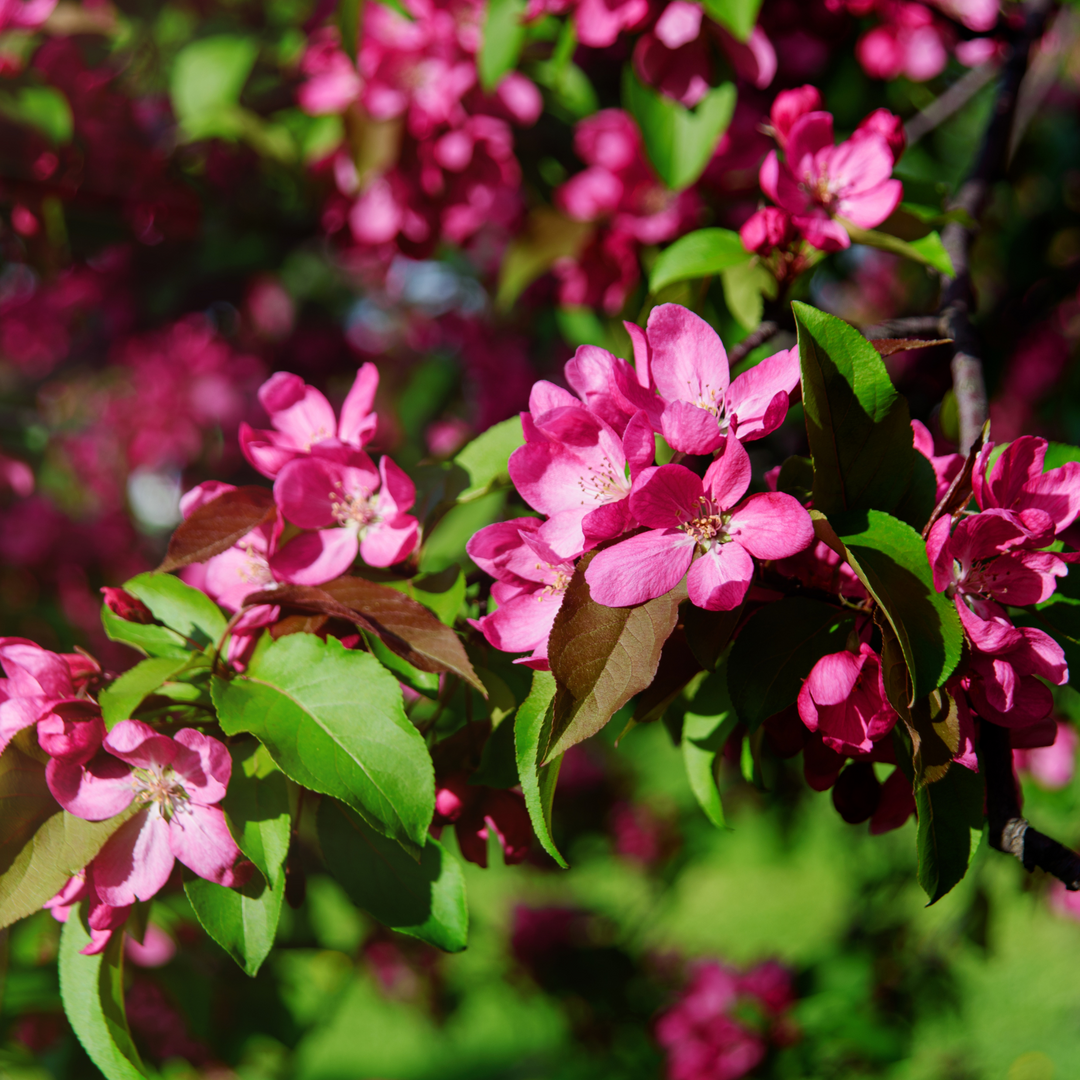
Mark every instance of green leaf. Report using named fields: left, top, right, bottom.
left=623, top=66, right=736, bottom=191
left=317, top=798, right=468, bottom=951
left=721, top=260, right=777, bottom=330
left=221, top=739, right=292, bottom=889
left=470, top=710, right=519, bottom=789
left=916, top=763, right=985, bottom=904
left=171, top=35, right=259, bottom=140
left=100, top=605, right=190, bottom=660
left=418, top=491, right=506, bottom=575
left=728, top=597, right=854, bottom=731
left=212, top=634, right=434, bottom=849
left=184, top=872, right=283, bottom=977
left=453, top=416, right=525, bottom=501
left=1043, top=442, right=1080, bottom=471
left=681, top=666, right=738, bottom=829
left=98, top=656, right=190, bottom=729
left=528, top=58, right=598, bottom=121
left=793, top=301, right=917, bottom=517
left=702, top=0, right=763, bottom=40
left=0, top=753, right=138, bottom=931
left=649, top=228, right=749, bottom=294
left=545, top=553, right=681, bottom=761
left=826, top=509, right=963, bottom=702
left=842, top=222, right=955, bottom=276
left=59, top=912, right=147, bottom=1079
left=337, top=0, right=362, bottom=62
left=0, top=87, right=73, bottom=144
left=496, top=206, right=594, bottom=310
left=123, top=572, right=227, bottom=650
left=479, top=0, right=526, bottom=90
left=364, top=632, right=442, bottom=695
left=514, top=671, right=567, bottom=868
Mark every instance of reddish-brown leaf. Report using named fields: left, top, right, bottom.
left=870, top=338, right=951, bottom=357
left=243, top=585, right=380, bottom=634
left=158, top=487, right=276, bottom=572
left=321, top=576, right=484, bottom=692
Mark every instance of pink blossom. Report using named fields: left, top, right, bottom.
left=912, top=420, right=963, bottom=501
left=125, top=923, right=177, bottom=968
left=48, top=720, right=247, bottom=907
left=0, top=0, right=56, bottom=33
left=739, top=207, right=797, bottom=256
left=432, top=773, right=532, bottom=867
left=1049, top=881, right=1080, bottom=922
left=760, top=110, right=903, bottom=250
left=274, top=447, right=420, bottom=579
left=769, top=85, right=822, bottom=147
left=1015, top=721, right=1077, bottom=790
left=297, top=28, right=363, bottom=115
left=586, top=436, right=814, bottom=610
left=631, top=304, right=801, bottom=453
left=44, top=869, right=130, bottom=957
left=0, top=638, right=82, bottom=756
left=797, top=643, right=896, bottom=755
left=574, top=0, right=649, bottom=47
left=240, top=366, right=380, bottom=479
left=467, top=518, right=574, bottom=668
left=853, top=107, right=906, bottom=163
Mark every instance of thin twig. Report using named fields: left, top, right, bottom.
left=728, top=321, right=779, bottom=365
left=904, top=60, right=1001, bottom=147
left=862, top=314, right=945, bottom=339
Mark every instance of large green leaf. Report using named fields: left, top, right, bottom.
left=545, top=553, right=681, bottom=762
left=222, top=739, right=292, bottom=889
left=59, top=913, right=147, bottom=1079
left=728, top=598, right=854, bottom=731
left=681, top=666, right=738, bottom=829
left=479, top=0, right=526, bottom=90
left=212, top=634, right=434, bottom=849
left=648, top=228, right=749, bottom=294
left=453, top=415, right=525, bottom=501
left=623, top=67, right=736, bottom=191
left=702, top=0, right=763, bottom=40
left=826, top=510, right=963, bottom=702
left=514, top=670, right=566, bottom=867
left=184, top=872, right=283, bottom=977
left=317, top=798, right=468, bottom=951
left=916, top=763, right=985, bottom=904
left=97, top=656, right=190, bottom=729
left=123, top=572, right=227, bottom=650
left=793, top=302, right=916, bottom=518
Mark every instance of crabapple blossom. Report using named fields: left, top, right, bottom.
left=0, top=638, right=85, bottom=756
left=44, top=868, right=130, bottom=957
left=585, top=435, right=813, bottom=611
left=759, top=109, right=903, bottom=251
left=48, top=720, right=247, bottom=907
left=912, top=420, right=963, bottom=501
left=1014, top=720, right=1077, bottom=790
left=433, top=774, right=532, bottom=867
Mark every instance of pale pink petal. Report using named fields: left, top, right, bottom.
left=338, top=363, right=380, bottom=446
left=655, top=0, right=702, bottom=48
left=94, top=809, right=176, bottom=907
left=472, top=586, right=563, bottom=653
left=204, top=544, right=275, bottom=612
left=172, top=729, right=231, bottom=806
left=623, top=411, right=656, bottom=476
left=585, top=529, right=694, bottom=606
left=646, top=304, right=730, bottom=411
left=169, top=804, right=244, bottom=886
left=466, top=519, right=543, bottom=583
left=703, top=436, right=752, bottom=510
left=360, top=517, right=419, bottom=567
left=538, top=507, right=591, bottom=560
left=629, top=464, right=701, bottom=528
left=686, top=542, right=755, bottom=610
left=838, top=179, right=903, bottom=230
left=660, top=401, right=723, bottom=455
left=828, top=134, right=895, bottom=195
left=529, top=380, right=579, bottom=418
left=179, top=481, right=236, bottom=518
left=623, top=320, right=652, bottom=388
left=270, top=527, right=359, bottom=584
left=727, top=492, right=814, bottom=559
left=759, top=151, right=780, bottom=203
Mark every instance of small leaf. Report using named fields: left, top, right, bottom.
left=221, top=739, right=292, bottom=889
left=453, top=416, right=525, bottom=501
left=317, top=798, right=468, bottom=951
left=184, top=871, right=283, bottom=977
left=212, top=634, right=434, bottom=850
left=702, top=0, right=763, bottom=40
left=100, top=605, right=189, bottom=660
left=321, top=576, right=484, bottom=691
left=59, top=915, right=148, bottom=1080
left=98, top=656, right=189, bottom=729
left=721, top=260, right=777, bottom=331
left=0, top=86, right=73, bottom=144
left=545, top=553, right=681, bottom=761
left=479, top=0, right=526, bottom=91
left=623, top=66, right=736, bottom=191
left=728, top=597, right=854, bottom=731
left=682, top=665, right=738, bottom=829
left=649, top=228, right=749, bottom=294
left=496, top=207, right=594, bottom=310
left=513, top=671, right=566, bottom=867
left=793, top=301, right=918, bottom=518
left=157, top=486, right=276, bottom=573
left=916, top=763, right=984, bottom=904
left=870, top=338, right=951, bottom=357
left=171, top=35, right=259, bottom=141
left=337, top=0, right=362, bottom=62
left=842, top=221, right=955, bottom=276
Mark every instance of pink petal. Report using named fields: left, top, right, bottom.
left=263, top=375, right=338, bottom=450
left=797, top=214, right=851, bottom=251
left=270, top=527, right=359, bottom=584
left=0, top=639, right=73, bottom=699
left=726, top=346, right=800, bottom=438
left=686, top=542, right=755, bottom=610
left=838, top=179, right=903, bottom=230
left=654, top=0, right=702, bottom=48
left=629, top=464, right=701, bottom=528
left=94, top=809, right=176, bottom=907
left=623, top=410, right=656, bottom=476
left=622, top=320, right=652, bottom=388
left=646, top=304, right=730, bottom=412
left=239, top=423, right=298, bottom=479
left=660, top=401, right=723, bottom=455
left=538, top=506, right=591, bottom=560
left=1022, top=461, right=1080, bottom=532
left=360, top=516, right=419, bottom=567
left=169, top=804, right=244, bottom=886
left=37, top=701, right=106, bottom=763
left=703, top=436, right=752, bottom=510
left=585, top=529, right=694, bottom=606
left=274, top=456, right=340, bottom=529
left=46, top=753, right=134, bottom=820
left=466, top=518, right=544, bottom=582
left=377, top=455, right=416, bottom=516
left=727, top=492, right=814, bottom=559
left=785, top=112, right=835, bottom=171
left=103, top=720, right=178, bottom=770
left=179, top=481, right=236, bottom=518
left=472, top=585, right=563, bottom=653
left=172, top=728, right=231, bottom=806
left=204, top=544, right=275, bottom=612
left=828, top=133, right=895, bottom=195
left=926, top=514, right=954, bottom=594
left=582, top=500, right=633, bottom=544
left=759, top=151, right=780, bottom=203
left=805, top=650, right=862, bottom=706
left=338, top=363, right=380, bottom=446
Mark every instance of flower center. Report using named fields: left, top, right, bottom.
left=577, top=461, right=630, bottom=505
left=681, top=498, right=731, bottom=547
left=330, top=488, right=380, bottom=531
left=132, top=764, right=189, bottom=821
left=236, top=542, right=274, bottom=586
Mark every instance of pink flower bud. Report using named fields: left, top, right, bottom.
left=769, top=84, right=822, bottom=146
left=100, top=587, right=154, bottom=624
left=740, top=207, right=796, bottom=255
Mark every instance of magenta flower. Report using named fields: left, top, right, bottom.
left=239, top=366, right=379, bottom=479
left=467, top=518, right=575, bottom=668
left=586, top=436, right=813, bottom=610
left=45, top=868, right=131, bottom=957
left=48, top=720, right=246, bottom=907
left=912, top=420, right=963, bottom=501
left=433, top=774, right=532, bottom=868
left=797, top=643, right=896, bottom=755
left=273, top=447, right=419, bottom=581
left=0, top=638, right=83, bottom=756
left=1015, top=721, right=1077, bottom=790
left=759, top=110, right=903, bottom=251
left=297, top=27, right=363, bottom=115
left=768, top=85, right=822, bottom=148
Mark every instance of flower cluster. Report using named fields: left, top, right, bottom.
left=469, top=303, right=814, bottom=667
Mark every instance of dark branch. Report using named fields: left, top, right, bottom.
left=938, top=0, right=1058, bottom=452
left=982, top=721, right=1080, bottom=889
left=861, top=314, right=945, bottom=339
left=729, top=321, right=780, bottom=366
